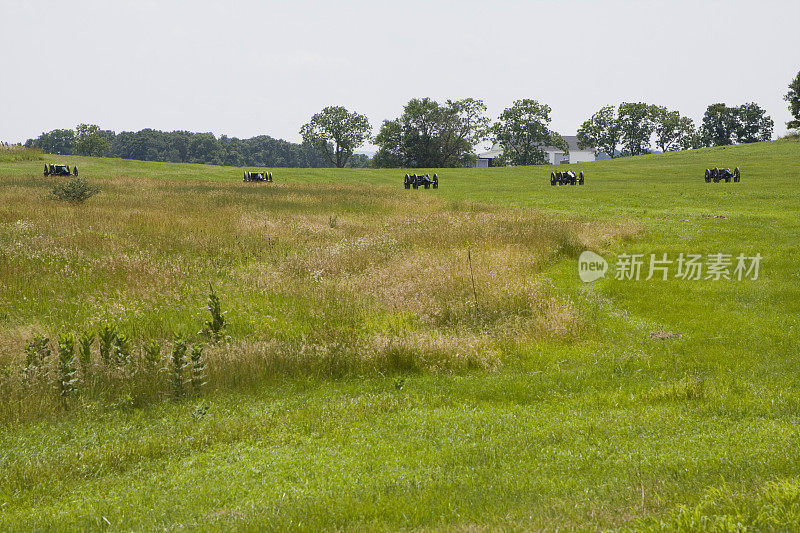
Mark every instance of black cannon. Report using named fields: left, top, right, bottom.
left=550, top=170, right=584, bottom=186
left=244, top=170, right=273, bottom=182
left=44, top=164, right=77, bottom=177
left=704, top=167, right=740, bottom=183
left=404, top=173, right=438, bottom=190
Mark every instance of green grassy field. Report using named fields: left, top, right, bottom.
left=1, top=139, right=799, bottom=530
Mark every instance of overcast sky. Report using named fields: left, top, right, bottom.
left=1, top=0, right=798, bottom=151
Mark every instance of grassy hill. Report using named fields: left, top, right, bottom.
left=1, top=139, right=799, bottom=530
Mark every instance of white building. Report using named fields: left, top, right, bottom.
left=476, top=136, right=595, bottom=167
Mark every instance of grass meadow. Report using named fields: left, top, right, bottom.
left=1, top=139, right=799, bottom=530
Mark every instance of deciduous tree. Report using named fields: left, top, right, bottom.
left=25, top=128, right=75, bottom=155
left=74, top=124, right=110, bottom=157
left=577, top=106, right=622, bottom=158
left=618, top=102, right=655, bottom=156
left=735, top=102, right=773, bottom=143
left=700, top=103, right=739, bottom=146
left=652, top=107, right=696, bottom=152
left=373, top=98, right=489, bottom=168
left=786, top=71, right=800, bottom=131
left=491, top=99, right=566, bottom=166
left=300, top=106, right=372, bottom=168
left=699, top=103, right=773, bottom=146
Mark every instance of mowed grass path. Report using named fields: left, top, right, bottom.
left=1, top=140, right=799, bottom=530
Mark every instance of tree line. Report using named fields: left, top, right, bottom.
left=26, top=70, right=800, bottom=168
left=25, top=126, right=370, bottom=168
left=311, top=97, right=781, bottom=168
left=577, top=102, right=774, bottom=158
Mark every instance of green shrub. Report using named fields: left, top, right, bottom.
left=203, top=285, right=227, bottom=342
left=98, top=323, right=119, bottom=365
left=77, top=331, right=95, bottom=373
left=50, top=177, right=100, bottom=203
left=143, top=340, right=162, bottom=367
left=113, top=332, right=132, bottom=367
left=24, top=334, right=51, bottom=369
left=56, top=333, right=78, bottom=405
left=23, top=334, right=51, bottom=384
left=189, top=344, right=206, bottom=392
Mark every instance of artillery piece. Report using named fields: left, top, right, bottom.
left=404, top=173, right=438, bottom=189
left=243, top=170, right=273, bottom=182
left=44, top=164, right=77, bottom=177
left=550, top=170, right=584, bottom=186
left=704, top=167, right=740, bottom=183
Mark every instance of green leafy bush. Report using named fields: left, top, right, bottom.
left=143, top=340, right=162, bottom=367
left=203, top=285, right=227, bottom=342
left=50, top=177, right=100, bottom=203
left=78, top=331, right=95, bottom=373
left=98, top=323, right=119, bottom=365
left=189, top=344, right=206, bottom=392
left=23, top=334, right=51, bottom=384
left=56, top=333, right=78, bottom=405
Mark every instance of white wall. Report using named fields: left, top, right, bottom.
left=569, top=150, right=596, bottom=164
left=545, top=151, right=566, bottom=164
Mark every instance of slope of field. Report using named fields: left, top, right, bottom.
left=1, top=140, right=799, bottom=530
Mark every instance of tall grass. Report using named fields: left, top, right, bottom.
left=2, top=140, right=800, bottom=530
left=0, top=174, right=636, bottom=421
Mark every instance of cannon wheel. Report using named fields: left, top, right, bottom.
left=734, top=167, right=740, bottom=182
left=432, top=173, right=438, bottom=189
left=243, top=171, right=248, bottom=182
left=704, top=169, right=711, bottom=183
left=412, top=174, right=418, bottom=189
left=269, top=172, right=273, bottom=182
left=44, top=164, right=49, bottom=177
left=579, top=171, right=584, bottom=185
left=73, top=166, right=78, bottom=176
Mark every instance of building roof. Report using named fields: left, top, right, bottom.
left=477, top=136, right=593, bottom=159
left=477, top=145, right=504, bottom=159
